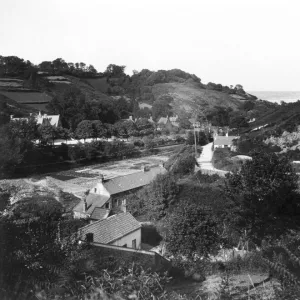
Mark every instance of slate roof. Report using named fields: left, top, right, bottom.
left=79, top=213, right=141, bottom=244
left=103, top=166, right=166, bottom=195
left=214, top=136, right=239, bottom=146
left=90, top=208, right=111, bottom=220
left=73, top=194, right=110, bottom=214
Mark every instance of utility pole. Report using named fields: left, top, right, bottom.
left=193, top=121, right=200, bottom=157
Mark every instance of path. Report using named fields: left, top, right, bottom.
left=197, top=142, right=229, bottom=177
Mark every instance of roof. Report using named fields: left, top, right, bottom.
left=103, top=166, right=166, bottom=195
left=90, top=208, right=111, bottom=220
left=188, top=118, right=196, bottom=124
left=79, top=212, right=141, bottom=244
left=36, top=114, right=60, bottom=127
left=73, top=193, right=110, bottom=214
left=214, top=136, right=239, bottom=146
left=157, top=117, right=169, bottom=125
left=169, top=115, right=178, bottom=122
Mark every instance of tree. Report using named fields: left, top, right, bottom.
left=186, top=131, right=195, bottom=145
left=225, top=151, right=300, bottom=245
left=198, top=131, right=208, bottom=146
left=91, top=120, right=107, bottom=139
left=152, top=96, right=173, bottom=121
left=143, top=136, right=155, bottom=151
left=138, top=173, right=180, bottom=220
left=114, top=120, right=137, bottom=138
left=235, top=84, right=244, bottom=90
left=0, top=124, right=25, bottom=178
left=38, top=124, right=57, bottom=144
left=105, top=64, right=126, bottom=77
left=9, top=117, right=38, bottom=141
left=75, top=120, right=93, bottom=141
left=164, top=145, right=198, bottom=176
left=55, top=126, right=70, bottom=141
left=166, top=203, right=223, bottom=259
left=135, top=118, right=154, bottom=136
left=52, top=58, right=68, bottom=73
left=0, top=195, right=86, bottom=299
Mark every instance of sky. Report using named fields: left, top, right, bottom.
left=1, top=0, right=300, bottom=91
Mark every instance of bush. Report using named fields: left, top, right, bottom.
left=165, top=145, right=198, bottom=176
left=133, top=139, right=144, bottom=148
left=212, top=148, right=240, bottom=172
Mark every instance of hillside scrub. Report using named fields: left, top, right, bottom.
left=164, top=145, right=199, bottom=176
left=0, top=192, right=184, bottom=300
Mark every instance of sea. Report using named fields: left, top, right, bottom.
left=250, top=91, right=300, bottom=104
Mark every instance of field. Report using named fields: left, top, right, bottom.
left=0, top=91, right=52, bottom=103
left=85, top=77, right=109, bottom=93
left=151, top=81, right=243, bottom=114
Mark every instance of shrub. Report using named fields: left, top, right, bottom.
left=133, top=139, right=144, bottom=148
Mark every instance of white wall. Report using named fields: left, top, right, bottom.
left=91, top=182, right=110, bottom=197
left=110, top=228, right=142, bottom=249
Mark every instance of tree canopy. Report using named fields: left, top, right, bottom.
left=166, top=203, right=223, bottom=259
left=225, top=151, right=300, bottom=244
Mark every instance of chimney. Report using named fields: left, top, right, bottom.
left=226, top=132, right=228, bottom=137
left=122, top=199, right=127, bottom=213
left=83, top=199, right=88, bottom=212
left=10, top=115, right=14, bottom=120
left=29, top=113, right=32, bottom=117
left=129, top=116, right=133, bottom=121
left=99, top=174, right=104, bottom=182
left=141, top=165, right=149, bottom=172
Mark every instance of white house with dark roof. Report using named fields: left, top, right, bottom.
left=79, top=212, right=142, bottom=249
left=36, top=111, right=60, bottom=127
left=213, top=134, right=239, bottom=151
left=73, top=165, right=166, bottom=219
left=10, top=111, right=60, bottom=127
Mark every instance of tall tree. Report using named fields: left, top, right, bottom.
left=75, top=120, right=93, bottom=141
left=166, top=203, right=223, bottom=259
left=38, top=124, right=57, bottom=144
left=91, top=120, right=107, bottom=139
left=225, top=151, right=300, bottom=245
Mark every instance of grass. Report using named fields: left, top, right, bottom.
left=85, top=77, right=109, bottom=93
left=0, top=91, right=52, bottom=103
left=152, top=81, right=243, bottom=114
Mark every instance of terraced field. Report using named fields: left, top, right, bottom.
left=0, top=91, right=52, bottom=103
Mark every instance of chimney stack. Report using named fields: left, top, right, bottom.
left=10, top=115, right=14, bottom=120
left=122, top=199, right=127, bottom=213
left=83, top=199, right=88, bottom=212
left=99, top=174, right=104, bottom=182
left=226, top=132, right=228, bottom=137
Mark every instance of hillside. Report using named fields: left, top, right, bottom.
left=0, top=55, right=262, bottom=125
left=125, top=69, right=257, bottom=119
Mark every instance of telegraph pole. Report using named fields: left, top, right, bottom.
left=193, top=121, right=200, bottom=157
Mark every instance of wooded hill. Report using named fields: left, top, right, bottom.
left=0, top=55, right=272, bottom=127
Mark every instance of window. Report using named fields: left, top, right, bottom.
left=86, top=233, right=94, bottom=243
left=132, top=239, right=136, bottom=249
left=105, top=202, right=109, bottom=209
left=94, top=188, right=97, bottom=193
